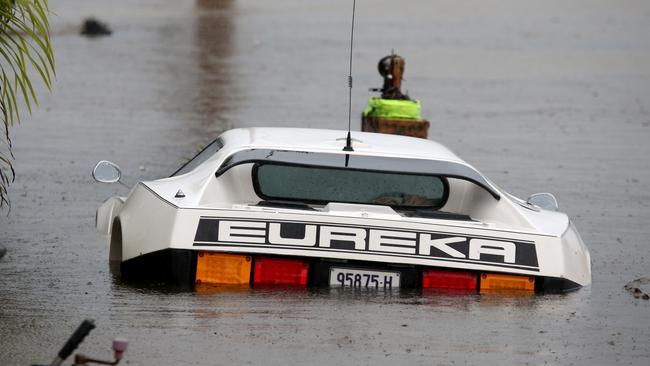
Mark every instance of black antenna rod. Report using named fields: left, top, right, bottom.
left=343, top=0, right=356, bottom=152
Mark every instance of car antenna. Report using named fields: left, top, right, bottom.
left=343, top=0, right=357, bottom=153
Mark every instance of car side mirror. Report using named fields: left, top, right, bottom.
left=527, top=193, right=559, bottom=211
left=93, top=160, right=122, bottom=184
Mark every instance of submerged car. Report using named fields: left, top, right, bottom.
left=94, top=128, right=591, bottom=292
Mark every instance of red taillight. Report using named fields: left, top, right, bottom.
left=422, top=269, right=477, bottom=290
left=253, top=257, right=309, bottom=286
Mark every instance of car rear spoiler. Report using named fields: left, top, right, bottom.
left=215, top=149, right=501, bottom=200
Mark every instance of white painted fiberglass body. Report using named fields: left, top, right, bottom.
left=96, top=128, right=591, bottom=287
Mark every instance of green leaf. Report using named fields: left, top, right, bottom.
left=0, top=0, right=54, bottom=208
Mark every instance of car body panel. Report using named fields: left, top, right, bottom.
left=96, top=127, right=592, bottom=288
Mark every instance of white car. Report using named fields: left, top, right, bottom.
left=94, top=128, right=591, bottom=292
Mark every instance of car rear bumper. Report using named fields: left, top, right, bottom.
left=120, top=248, right=582, bottom=292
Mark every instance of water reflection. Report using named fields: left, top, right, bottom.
left=113, top=277, right=554, bottom=306
left=192, top=0, right=235, bottom=138
left=195, top=283, right=252, bottom=295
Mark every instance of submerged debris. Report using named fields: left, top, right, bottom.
left=80, top=18, right=112, bottom=37
left=0, top=244, right=5, bottom=259
left=624, top=278, right=650, bottom=300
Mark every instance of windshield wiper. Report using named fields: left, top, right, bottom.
left=255, top=200, right=316, bottom=211
left=401, top=209, right=473, bottom=221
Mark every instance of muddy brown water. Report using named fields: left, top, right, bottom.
left=1, top=0, right=650, bottom=365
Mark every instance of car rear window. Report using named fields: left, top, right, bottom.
left=253, top=163, right=448, bottom=208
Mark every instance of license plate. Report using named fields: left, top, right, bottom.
left=329, top=267, right=400, bottom=289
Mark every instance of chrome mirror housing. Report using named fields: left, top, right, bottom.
left=93, top=160, right=122, bottom=184
left=527, top=193, right=559, bottom=211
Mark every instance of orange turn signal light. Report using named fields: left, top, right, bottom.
left=195, top=252, right=251, bottom=285
left=479, top=273, right=535, bottom=293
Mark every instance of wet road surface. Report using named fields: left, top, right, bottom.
left=1, top=0, right=650, bottom=365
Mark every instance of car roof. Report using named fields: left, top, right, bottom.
left=145, top=127, right=503, bottom=207
left=219, top=127, right=465, bottom=163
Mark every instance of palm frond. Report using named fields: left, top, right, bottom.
left=0, top=0, right=54, bottom=209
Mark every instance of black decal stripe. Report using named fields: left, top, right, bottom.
left=481, top=245, right=507, bottom=250
left=196, top=213, right=556, bottom=238
left=197, top=217, right=538, bottom=244
left=194, top=217, right=540, bottom=268
left=193, top=241, right=540, bottom=272
left=514, top=241, right=538, bottom=268
left=194, top=218, right=219, bottom=242
left=374, top=244, right=417, bottom=248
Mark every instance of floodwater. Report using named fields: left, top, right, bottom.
left=1, top=0, right=650, bottom=364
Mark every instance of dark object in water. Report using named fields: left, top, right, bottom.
left=624, top=278, right=650, bottom=300
left=0, top=244, right=5, bottom=259
left=80, top=18, right=112, bottom=37
left=32, top=319, right=128, bottom=366
left=375, top=54, right=409, bottom=100
left=362, top=53, right=430, bottom=138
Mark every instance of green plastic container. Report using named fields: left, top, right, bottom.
left=362, top=97, right=422, bottom=120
